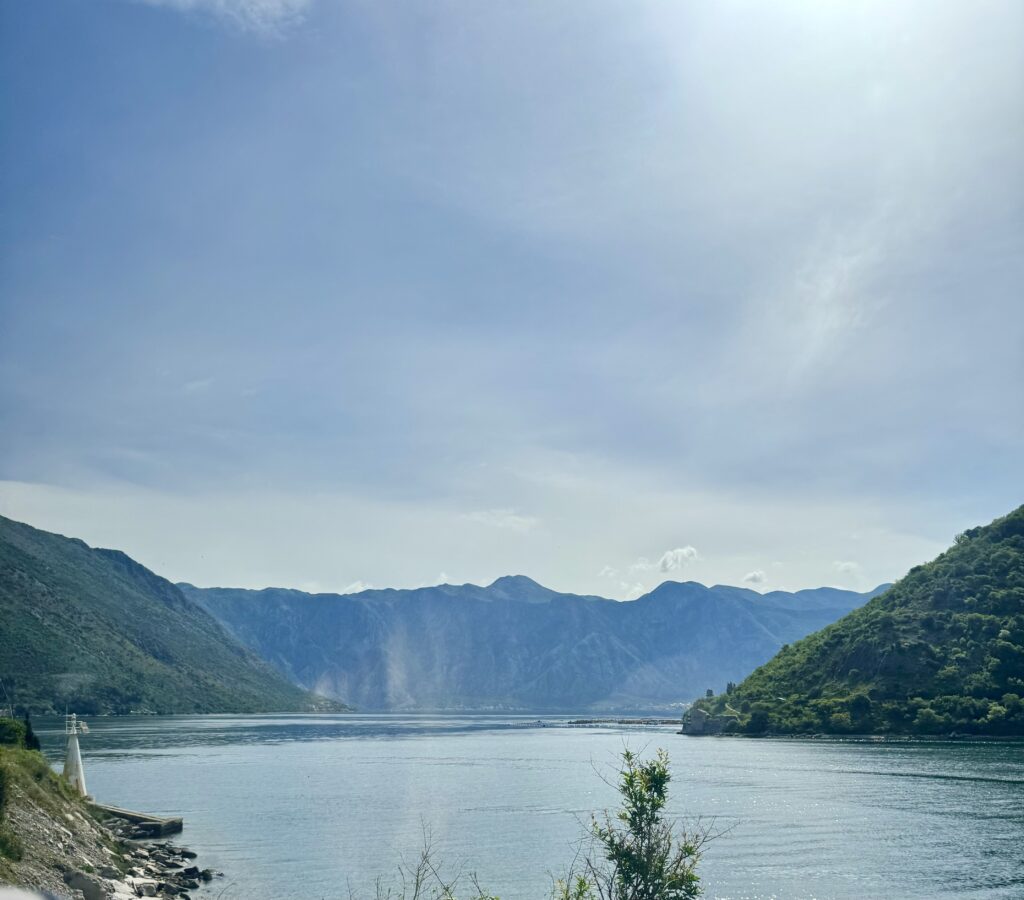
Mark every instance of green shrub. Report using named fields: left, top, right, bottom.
left=0, top=761, right=20, bottom=862
left=369, top=750, right=711, bottom=900
left=0, top=828, right=22, bottom=862
left=0, top=719, right=25, bottom=749
left=556, top=749, right=711, bottom=900
left=22, top=716, right=40, bottom=753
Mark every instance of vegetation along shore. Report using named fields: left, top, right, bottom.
left=691, top=504, right=1024, bottom=737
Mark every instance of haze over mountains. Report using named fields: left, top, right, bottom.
left=181, top=577, right=888, bottom=711
left=0, top=511, right=888, bottom=714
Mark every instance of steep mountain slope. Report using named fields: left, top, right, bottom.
left=180, top=577, right=886, bottom=711
left=0, top=516, right=341, bottom=714
left=696, top=504, right=1024, bottom=735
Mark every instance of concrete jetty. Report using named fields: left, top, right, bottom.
left=91, top=803, right=184, bottom=836
left=61, top=712, right=184, bottom=837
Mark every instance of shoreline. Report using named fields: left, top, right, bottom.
left=11, top=792, right=225, bottom=900
left=100, top=821, right=223, bottom=900
left=0, top=743, right=225, bottom=900
left=678, top=731, right=1024, bottom=742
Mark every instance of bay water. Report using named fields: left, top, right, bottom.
left=37, top=715, right=1023, bottom=899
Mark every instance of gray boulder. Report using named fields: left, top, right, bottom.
left=63, top=870, right=109, bottom=900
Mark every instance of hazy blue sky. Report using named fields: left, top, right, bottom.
left=1, top=0, right=1021, bottom=597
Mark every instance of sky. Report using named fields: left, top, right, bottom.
left=1, top=0, right=1021, bottom=599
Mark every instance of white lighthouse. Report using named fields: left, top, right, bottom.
left=62, top=713, right=90, bottom=798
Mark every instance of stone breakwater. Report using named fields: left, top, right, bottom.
left=58, top=830, right=223, bottom=900
left=79, top=819, right=224, bottom=899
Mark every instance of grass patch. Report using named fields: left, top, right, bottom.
left=0, top=825, right=23, bottom=862
left=0, top=757, right=23, bottom=861
left=0, top=746, right=85, bottom=827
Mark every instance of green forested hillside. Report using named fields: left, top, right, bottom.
left=696, top=505, right=1024, bottom=735
left=0, top=515, right=343, bottom=714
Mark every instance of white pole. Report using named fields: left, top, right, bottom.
left=62, top=714, right=88, bottom=798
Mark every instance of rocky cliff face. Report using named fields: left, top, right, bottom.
left=181, top=577, right=888, bottom=711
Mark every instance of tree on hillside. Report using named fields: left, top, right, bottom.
left=21, top=715, right=40, bottom=753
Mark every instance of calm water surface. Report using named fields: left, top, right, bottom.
left=37, top=715, right=1024, bottom=900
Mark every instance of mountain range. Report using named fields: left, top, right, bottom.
left=0, top=515, right=341, bottom=715
left=0, top=511, right=893, bottom=715
left=180, top=576, right=887, bottom=711
left=5, top=503, right=1019, bottom=726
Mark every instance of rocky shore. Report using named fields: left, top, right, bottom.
left=11, top=799, right=223, bottom=900
left=0, top=743, right=223, bottom=900
left=90, top=816, right=223, bottom=900
left=20, top=807, right=223, bottom=900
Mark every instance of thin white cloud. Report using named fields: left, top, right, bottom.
left=743, top=570, right=766, bottom=584
left=834, top=560, right=861, bottom=575
left=632, top=546, right=700, bottom=574
left=783, top=224, right=886, bottom=377
left=134, top=0, right=312, bottom=33
left=417, top=572, right=451, bottom=588
left=598, top=565, right=618, bottom=578
left=462, top=508, right=539, bottom=533
left=341, top=580, right=373, bottom=594
left=658, top=546, right=699, bottom=572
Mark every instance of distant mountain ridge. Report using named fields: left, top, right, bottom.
left=0, top=515, right=342, bottom=715
left=180, top=576, right=889, bottom=711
